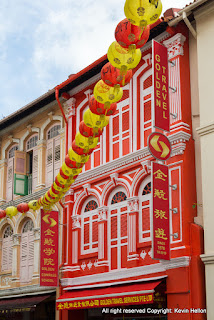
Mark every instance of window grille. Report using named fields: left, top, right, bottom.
left=111, top=191, right=127, bottom=204
left=23, top=220, right=34, bottom=233
left=54, top=145, right=60, bottom=162
left=3, top=226, right=13, bottom=238
left=27, top=136, right=38, bottom=150
left=142, top=182, right=151, bottom=195
left=84, top=200, right=98, bottom=212
left=47, top=125, right=61, bottom=140
left=9, top=146, right=18, bottom=159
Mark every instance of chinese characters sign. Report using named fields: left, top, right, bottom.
left=148, top=132, right=171, bottom=161
left=57, top=294, right=153, bottom=310
left=153, top=40, right=169, bottom=132
left=40, top=210, right=59, bottom=286
left=152, top=162, right=170, bottom=260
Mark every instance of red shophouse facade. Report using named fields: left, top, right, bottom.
left=57, top=20, right=206, bottom=320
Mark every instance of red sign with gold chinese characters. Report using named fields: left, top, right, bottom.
left=40, top=210, right=59, bottom=286
left=152, top=162, right=170, bottom=260
left=148, top=132, right=171, bottom=161
left=153, top=40, right=169, bottom=132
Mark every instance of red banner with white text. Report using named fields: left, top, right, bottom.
left=40, top=210, right=59, bottom=287
left=153, top=40, right=169, bottom=132
left=152, top=162, right=170, bottom=260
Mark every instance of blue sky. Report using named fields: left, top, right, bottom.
left=0, top=0, right=190, bottom=118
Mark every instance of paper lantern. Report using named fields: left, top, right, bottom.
left=17, top=203, right=29, bottom=213
left=60, top=168, right=69, bottom=180
left=28, top=200, right=40, bottom=211
left=79, top=121, right=103, bottom=138
left=53, top=181, right=64, bottom=192
left=68, top=148, right=90, bottom=164
left=51, top=185, right=60, bottom=195
left=83, top=109, right=109, bottom=132
left=124, top=0, right=162, bottom=28
left=65, top=154, right=83, bottom=169
left=55, top=173, right=67, bottom=186
left=107, top=41, right=141, bottom=74
left=0, top=210, right=6, bottom=219
left=72, top=141, right=94, bottom=156
left=6, top=206, right=18, bottom=217
left=115, top=18, right=150, bottom=49
left=93, top=80, right=123, bottom=106
left=75, top=132, right=98, bottom=150
left=101, top=63, right=132, bottom=88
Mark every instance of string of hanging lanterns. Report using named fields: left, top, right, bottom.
left=0, top=0, right=162, bottom=219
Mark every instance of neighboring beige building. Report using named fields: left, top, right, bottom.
left=169, top=0, right=214, bottom=318
left=0, top=89, right=66, bottom=319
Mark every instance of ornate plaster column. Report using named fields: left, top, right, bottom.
left=63, top=98, right=76, bottom=150
left=36, top=139, right=47, bottom=189
left=71, top=214, right=81, bottom=271
left=33, top=228, right=40, bottom=277
left=64, top=189, right=74, bottom=266
left=0, top=159, right=7, bottom=203
left=127, top=197, right=139, bottom=261
left=96, top=206, right=109, bottom=266
left=12, top=234, right=21, bottom=279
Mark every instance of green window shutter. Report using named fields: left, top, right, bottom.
left=14, top=174, right=28, bottom=196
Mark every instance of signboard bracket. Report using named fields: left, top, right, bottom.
left=170, top=112, right=177, bottom=119
left=171, top=232, right=179, bottom=239
left=168, top=60, right=176, bottom=67
left=169, top=184, right=177, bottom=190
left=170, top=208, right=178, bottom=214
left=169, top=86, right=177, bottom=93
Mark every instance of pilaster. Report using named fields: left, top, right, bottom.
left=127, top=197, right=139, bottom=261
left=97, top=206, right=109, bottom=266
left=36, top=139, right=47, bottom=189
left=0, top=159, right=7, bottom=203
left=12, top=234, right=21, bottom=279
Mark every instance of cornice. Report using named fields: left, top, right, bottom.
left=194, top=1, right=214, bottom=20
left=141, top=31, right=169, bottom=53
left=73, top=131, right=191, bottom=186
left=0, top=284, right=55, bottom=299
left=61, top=256, right=190, bottom=288
left=200, top=253, right=214, bottom=265
left=68, top=74, right=101, bottom=97
left=196, top=122, right=214, bottom=137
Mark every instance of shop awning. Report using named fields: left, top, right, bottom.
left=57, top=280, right=162, bottom=310
left=0, top=294, right=51, bottom=313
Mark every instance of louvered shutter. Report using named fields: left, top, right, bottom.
left=28, top=231, right=34, bottom=282
left=54, top=136, right=61, bottom=178
left=6, top=158, right=14, bottom=202
left=46, top=139, right=54, bottom=186
left=14, top=151, right=27, bottom=175
left=20, top=233, right=28, bottom=283
left=2, top=238, right=9, bottom=271
left=32, top=148, right=38, bottom=192
left=8, top=236, right=13, bottom=270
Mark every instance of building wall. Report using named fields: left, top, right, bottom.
left=192, top=1, right=214, bottom=319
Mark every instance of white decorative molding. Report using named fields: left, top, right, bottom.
left=84, top=89, right=93, bottom=101
left=148, top=249, right=152, bottom=258
left=127, top=253, right=139, bottom=261
left=163, top=33, right=186, bottom=59
left=1, top=276, right=12, bottom=287
left=141, top=31, right=169, bottom=53
left=73, top=131, right=191, bottom=186
left=196, top=122, right=214, bottom=137
left=110, top=173, right=119, bottom=186
left=63, top=98, right=76, bottom=118
left=72, top=215, right=81, bottom=229
left=127, top=197, right=139, bottom=213
left=98, top=206, right=108, bottom=221
left=87, top=261, right=93, bottom=270
left=68, top=74, right=101, bottom=97
left=83, top=183, right=91, bottom=196
left=33, top=228, right=40, bottom=240
left=2, top=138, right=20, bottom=159
left=142, top=53, right=152, bottom=65
left=200, top=253, right=214, bottom=265
left=12, top=234, right=21, bottom=246
left=140, top=250, right=147, bottom=260
left=81, top=262, right=86, bottom=271
left=61, top=256, right=190, bottom=288
left=141, top=160, right=151, bottom=174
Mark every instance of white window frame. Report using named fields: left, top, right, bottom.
left=138, top=176, right=152, bottom=243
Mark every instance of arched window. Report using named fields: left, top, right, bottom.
left=108, top=188, right=128, bottom=270
left=1, top=226, right=13, bottom=271
left=139, top=178, right=151, bottom=242
left=81, top=198, right=98, bottom=254
left=7, top=145, right=19, bottom=202
left=26, top=135, right=39, bottom=194
left=20, top=220, right=34, bottom=283
left=46, top=124, right=61, bottom=187
left=140, top=69, right=153, bottom=148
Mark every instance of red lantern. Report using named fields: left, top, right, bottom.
left=72, top=140, right=94, bottom=156
left=51, top=186, right=60, bottom=195
left=101, top=62, right=132, bottom=87
left=65, top=154, right=83, bottom=169
left=17, top=203, right=29, bottom=213
left=89, top=96, right=117, bottom=116
left=47, top=190, right=55, bottom=200
left=79, top=121, right=103, bottom=138
left=0, top=210, right=6, bottom=219
left=115, top=18, right=150, bottom=49
left=55, top=177, right=64, bottom=188
left=60, top=168, right=69, bottom=180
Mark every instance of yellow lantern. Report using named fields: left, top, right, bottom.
left=107, top=41, right=141, bottom=75
left=56, top=173, right=67, bottom=185
left=124, top=0, right=162, bottom=28
left=53, top=181, right=63, bottom=192
left=68, top=148, right=90, bottom=164
left=93, top=80, right=123, bottom=107
left=6, top=206, right=18, bottom=218
left=83, top=109, right=109, bottom=132
left=61, top=162, right=75, bottom=177
left=75, top=132, right=98, bottom=151
left=28, top=200, right=41, bottom=211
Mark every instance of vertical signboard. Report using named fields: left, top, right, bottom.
left=153, top=40, right=170, bottom=132
left=40, top=210, right=59, bottom=286
left=152, top=162, right=170, bottom=260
